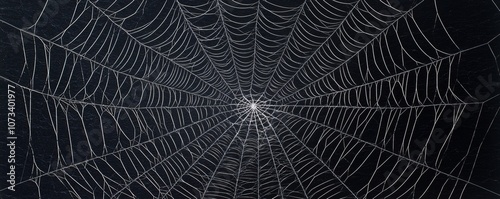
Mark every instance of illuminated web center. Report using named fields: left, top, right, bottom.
left=235, top=97, right=269, bottom=121
left=250, top=103, right=257, bottom=110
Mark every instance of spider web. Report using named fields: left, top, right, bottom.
left=1, top=0, right=500, bottom=198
